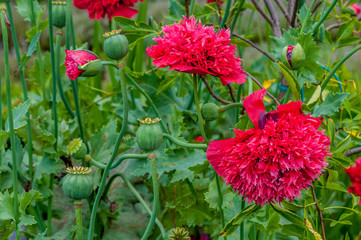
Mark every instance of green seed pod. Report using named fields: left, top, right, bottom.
left=62, top=167, right=93, bottom=200
left=52, top=1, right=66, bottom=28
left=136, top=118, right=163, bottom=151
left=281, top=43, right=305, bottom=70
left=66, top=138, right=87, bottom=160
left=103, top=30, right=129, bottom=60
left=201, top=103, right=220, bottom=121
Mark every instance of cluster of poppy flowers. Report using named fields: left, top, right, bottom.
left=63, top=13, right=361, bottom=205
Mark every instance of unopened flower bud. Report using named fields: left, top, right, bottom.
left=103, top=30, right=129, bottom=60
left=52, top=1, right=66, bottom=28
left=342, top=4, right=361, bottom=16
left=136, top=118, right=163, bottom=151
left=281, top=43, right=305, bottom=70
left=65, top=50, right=102, bottom=80
left=67, top=138, right=87, bottom=160
left=201, top=103, right=220, bottom=121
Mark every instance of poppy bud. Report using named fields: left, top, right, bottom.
left=201, top=103, right=220, bottom=121
left=281, top=43, right=305, bottom=70
left=136, top=118, right=163, bottom=151
left=342, top=4, right=361, bottom=16
left=316, top=24, right=325, bottom=42
left=103, top=30, right=129, bottom=60
left=66, top=138, right=87, bottom=160
left=65, top=50, right=102, bottom=80
left=52, top=1, right=66, bottom=28
left=62, top=167, right=93, bottom=200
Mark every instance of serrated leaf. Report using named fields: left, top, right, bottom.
left=336, top=21, right=355, bottom=44
left=337, top=37, right=361, bottom=48
left=33, top=230, right=47, bottom=240
left=271, top=204, right=304, bottom=226
left=277, top=62, right=301, bottom=100
left=20, top=190, right=41, bottom=213
left=221, top=204, right=262, bottom=236
left=5, top=99, right=30, bottom=131
left=171, top=168, right=194, bottom=183
left=113, top=17, right=155, bottom=32
left=0, top=191, right=14, bottom=221
left=16, top=0, right=42, bottom=22
left=204, top=178, right=234, bottom=210
left=20, top=214, right=37, bottom=226
left=312, top=92, right=349, bottom=117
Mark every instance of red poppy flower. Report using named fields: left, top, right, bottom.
left=73, top=0, right=140, bottom=20
left=206, top=89, right=331, bottom=205
left=65, top=50, right=101, bottom=80
left=345, top=158, right=361, bottom=205
left=146, top=16, right=246, bottom=86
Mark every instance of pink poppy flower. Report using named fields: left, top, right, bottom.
left=73, top=0, right=140, bottom=20
left=206, top=89, right=331, bottom=205
left=65, top=50, right=101, bottom=80
left=345, top=158, right=361, bottom=205
left=146, top=16, right=246, bottom=86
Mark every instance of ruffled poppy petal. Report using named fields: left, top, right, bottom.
left=243, top=89, right=267, bottom=129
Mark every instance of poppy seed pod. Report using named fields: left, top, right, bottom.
left=281, top=43, right=305, bottom=70
left=52, top=1, right=66, bottom=28
left=201, top=103, right=220, bottom=121
left=136, top=118, right=163, bottom=151
left=62, top=167, right=93, bottom=200
left=103, top=30, right=129, bottom=60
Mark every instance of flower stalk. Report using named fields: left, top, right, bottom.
left=74, top=201, right=83, bottom=240
left=88, top=69, right=129, bottom=240
left=141, top=154, right=159, bottom=240
left=193, top=75, right=209, bottom=144
left=5, top=2, right=34, bottom=180
left=1, top=9, right=20, bottom=240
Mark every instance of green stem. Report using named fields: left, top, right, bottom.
left=34, top=204, right=46, bottom=232
left=193, top=75, right=209, bottom=143
left=71, top=80, right=89, bottom=153
left=240, top=198, right=245, bottom=240
left=163, top=133, right=207, bottom=149
left=6, top=3, right=34, bottom=180
left=93, top=20, right=102, bottom=89
left=55, top=30, right=75, bottom=118
left=221, top=102, right=243, bottom=112
left=88, top=153, right=148, bottom=170
left=101, top=61, right=119, bottom=69
left=189, top=0, right=196, bottom=16
left=49, top=1, right=58, bottom=151
left=312, top=0, right=337, bottom=36
left=47, top=174, right=54, bottom=236
left=88, top=69, right=129, bottom=240
left=74, top=201, right=83, bottom=240
left=220, top=0, right=233, bottom=29
left=300, top=0, right=318, bottom=33
left=234, top=85, right=242, bottom=122
left=135, top=0, right=148, bottom=72
left=71, top=15, right=76, bottom=49
left=125, top=72, right=169, bottom=134
left=65, top=0, right=72, bottom=50
left=215, top=174, right=226, bottom=240
left=141, top=157, right=159, bottom=240
left=321, top=44, right=361, bottom=91
left=231, top=0, right=245, bottom=35
left=1, top=12, right=20, bottom=240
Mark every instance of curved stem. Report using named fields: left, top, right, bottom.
left=221, top=102, right=243, bottom=112
left=312, top=0, right=338, bottom=36
left=74, top=201, right=83, bottom=240
left=1, top=10, right=20, bottom=240
left=56, top=30, right=75, bottom=118
left=102, top=172, right=166, bottom=236
left=88, top=153, right=148, bottom=170
left=321, top=44, right=361, bottom=91
left=88, top=69, right=129, bottom=240
left=319, top=65, right=342, bottom=92
left=125, top=72, right=169, bottom=134
left=101, top=61, right=119, bottom=69
left=6, top=3, right=34, bottom=180
left=141, top=157, right=159, bottom=240
left=199, top=75, right=233, bottom=105
left=163, top=133, right=208, bottom=149
left=193, top=75, right=209, bottom=144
